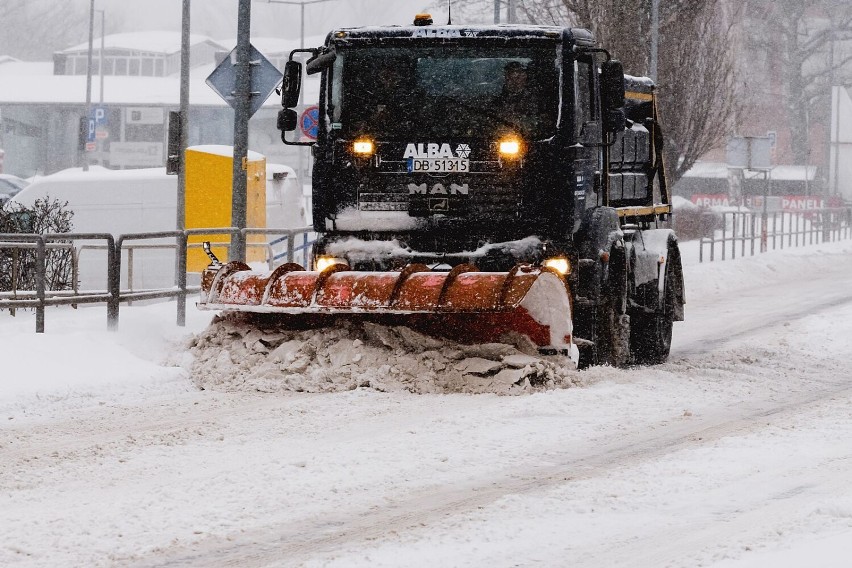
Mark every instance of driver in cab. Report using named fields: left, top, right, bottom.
left=493, top=61, right=540, bottom=131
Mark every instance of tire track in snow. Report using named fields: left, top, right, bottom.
left=134, top=380, right=852, bottom=568
left=0, top=393, right=295, bottom=465
left=672, top=278, right=852, bottom=357
left=572, top=466, right=852, bottom=568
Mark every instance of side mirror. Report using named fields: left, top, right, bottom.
left=306, top=49, right=336, bottom=75
left=601, top=59, right=625, bottom=111
left=277, top=109, right=298, bottom=139
left=282, top=61, right=302, bottom=108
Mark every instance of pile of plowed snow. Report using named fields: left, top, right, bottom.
left=187, top=313, right=582, bottom=395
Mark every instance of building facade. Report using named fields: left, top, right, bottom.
left=0, top=32, right=316, bottom=181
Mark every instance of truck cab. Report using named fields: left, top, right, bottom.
left=278, top=17, right=683, bottom=367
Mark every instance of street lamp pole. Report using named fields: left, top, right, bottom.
left=650, top=0, right=660, bottom=81
left=827, top=26, right=839, bottom=198
left=231, top=0, right=253, bottom=262
left=83, top=0, right=95, bottom=171
left=178, top=0, right=191, bottom=234
left=98, top=10, right=105, bottom=104
left=264, top=0, right=339, bottom=56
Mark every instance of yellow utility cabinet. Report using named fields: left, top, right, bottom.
left=185, top=145, right=266, bottom=272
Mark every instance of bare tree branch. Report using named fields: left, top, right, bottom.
left=0, top=0, right=89, bottom=60
left=745, top=0, right=852, bottom=164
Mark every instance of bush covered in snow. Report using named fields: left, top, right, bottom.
left=672, top=197, right=722, bottom=241
left=0, top=196, right=74, bottom=294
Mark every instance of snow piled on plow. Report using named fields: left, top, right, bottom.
left=187, top=313, right=582, bottom=395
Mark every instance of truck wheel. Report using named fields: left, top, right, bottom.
left=631, top=256, right=676, bottom=365
left=631, top=302, right=672, bottom=365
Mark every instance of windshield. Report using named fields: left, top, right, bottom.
left=329, top=44, right=560, bottom=139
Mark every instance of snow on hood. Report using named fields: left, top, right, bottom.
left=324, top=236, right=546, bottom=264
left=326, top=237, right=412, bottom=262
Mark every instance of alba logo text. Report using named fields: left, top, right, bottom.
left=404, top=143, right=457, bottom=159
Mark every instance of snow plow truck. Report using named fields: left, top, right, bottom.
left=198, top=14, right=685, bottom=369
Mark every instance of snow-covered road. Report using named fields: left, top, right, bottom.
left=2, top=240, right=852, bottom=567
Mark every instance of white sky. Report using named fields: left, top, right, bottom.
left=93, top=0, right=445, bottom=42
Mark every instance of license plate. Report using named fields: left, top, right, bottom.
left=407, top=158, right=469, bottom=173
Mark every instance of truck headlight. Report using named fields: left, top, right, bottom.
left=498, top=137, right=522, bottom=158
left=352, top=139, right=375, bottom=156
left=315, top=256, right=347, bottom=272
left=543, top=256, right=571, bottom=275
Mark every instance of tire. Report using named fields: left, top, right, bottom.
left=631, top=253, right=677, bottom=365
left=631, top=301, right=673, bottom=365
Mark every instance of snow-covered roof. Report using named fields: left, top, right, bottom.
left=60, top=32, right=224, bottom=55
left=682, top=161, right=818, bottom=181
left=0, top=65, right=228, bottom=106
left=0, top=60, right=319, bottom=106
left=188, top=145, right=265, bottom=161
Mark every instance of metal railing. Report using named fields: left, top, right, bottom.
left=699, top=207, right=852, bottom=262
left=0, top=227, right=316, bottom=332
left=0, top=233, right=116, bottom=332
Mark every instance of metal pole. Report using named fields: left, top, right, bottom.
left=107, top=235, right=119, bottom=331
left=177, top=0, right=190, bottom=322
left=83, top=0, right=95, bottom=172
left=650, top=0, right=660, bottom=81
left=35, top=238, right=46, bottom=333
left=827, top=27, right=836, bottom=197
left=231, top=0, right=252, bottom=262
left=178, top=0, right=190, bottom=232
left=761, top=170, right=768, bottom=252
left=99, top=10, right=105, bottom=104
left=177, top=234, right=187, bottom=327
left=833, top=86, right=841, bottom=196
left=298, top=2, right=305, bottom=187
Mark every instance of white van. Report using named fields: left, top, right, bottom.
left=11, top=164, right=307, bottom=290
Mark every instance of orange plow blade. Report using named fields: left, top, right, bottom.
left=199, top=262, right=578, bottom=363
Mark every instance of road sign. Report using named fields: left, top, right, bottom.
left=300, top=105, right=319, bottom=140
left=206, top=44, right=284, bottom=118
left=92, top=106, right=108, bottom=126
left=86, top=118, right=96, bottom=143
left=726, top=136, right=772, bottom=170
